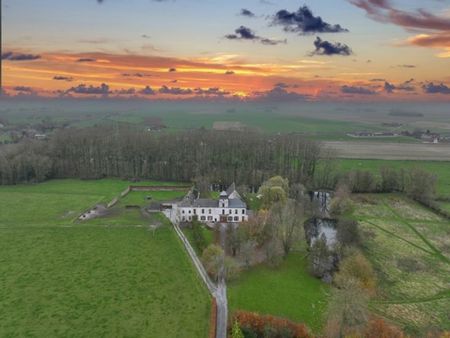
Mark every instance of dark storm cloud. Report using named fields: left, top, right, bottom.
left=114, top=88, right=136, bottom=95
left=139, top=86, right=156, bottom=95
left=272, top=5, right=348, bottom=34
left=159, top=85, right=193, bottom=95
left=225, top=71, right=235, bottom=75
left=384, top=81, right=395, bottom=93
left=225, top=26, right=286, bottom=45
left=226, top=26, right=258, bottom=40
left=240, top=9, right=256, bottom=18
left=12, top=86, right=34, bottom=92
left=398, top=64, right=416, bottom=68
left=2, top=51, right=41, bottom=61
left=311, top=37, right=352, bottom=56
left=194, top=87, right=230, bottom=96
left=254, top=84, right=309, bottom=101
left=77, top=58, right=97, bottom=62
left=66, top=83, right=111, bottom=95
left=168, top=68, right=177, bottom=72
left=423, top=82, right=450, bottom=94
left=341, top=85, right=377, bottom=95
left=53, top=75, right=73, bottom=82
left=122, top=73, right=152, bottom=78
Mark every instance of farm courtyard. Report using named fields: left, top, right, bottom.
left=0, top=180, right=210, bottom=338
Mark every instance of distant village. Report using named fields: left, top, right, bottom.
left=1, top=116, right=449, bottom=145
left=348, top=127, right=449, bottom=144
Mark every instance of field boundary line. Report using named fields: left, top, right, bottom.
left=363, top=220, right=435, bottom=256
left=383, top=201, right=450, bottom=264
left=371, top=289, right=450, bottom=305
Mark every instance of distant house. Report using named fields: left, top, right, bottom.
left=420, top=133, right=440, bottom=144
left=34, top=134, right=47, bottom=140
left=174, top=184, right=248, bottom=224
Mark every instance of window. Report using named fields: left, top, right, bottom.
left=242, top=216, right=245, bottom=221
left=188, top=210, right=191, bottom=214
left=242, top=209, right=245, bottom=214
left=228, top=216, right=233, bottom=222
left=201, top=216, right=206, bottom=221
left=234, top=216, right=239, bottom=221
left=194, top=209, right=197, bottom=215
left=235, top=209, right=238, bottom=214
left=209, top=209, right=212, bottom=214
left=208, top=216, right=212, bottom=221
left=182, top=210, right=185, bottom=214
left=182, top=217, right=185, bottom=221
left=202, top=209, right=205, bottom=214
left=222, top=209, right=225, bottom=215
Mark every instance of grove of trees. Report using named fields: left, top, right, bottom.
left=0, top=126, right=321, bottom=187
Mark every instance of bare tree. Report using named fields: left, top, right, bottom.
left=270, top=199, right=306, bottom=256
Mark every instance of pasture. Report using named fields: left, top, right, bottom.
left=0, top=180, right=210, bottom=338
left=351, top=194, right=450, bottom=334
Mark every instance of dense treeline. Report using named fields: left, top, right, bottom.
left=0, top=126, right=321, bottom=186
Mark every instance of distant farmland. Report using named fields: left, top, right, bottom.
left=324, top=141, right=450, bottom=161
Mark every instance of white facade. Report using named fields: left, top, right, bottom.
left=171, top=186, right=249, bottom=224
left=176, top=205, right=248, bottom=223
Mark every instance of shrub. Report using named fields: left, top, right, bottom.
left=202, top=244, right=224, bottom=281
left=380, top=166, right=401, bottom=193
left=364, top=318, right=405, bottom=338
left=405, top=168, right=437, bottom=204
left=336, top=219, right=361, bottom=248
left=192, top=221, right=207, bottom=253
left=348, top=170, right=377, bottom=193
left=334, top=250, right=376, bottom=295
left=308, top=234, right=336, bottom=281
left=231, top=320, right=244, bottom=338
left=232, top=311, right=311, bottom=338
left=325, top=278, right=369, bottom=338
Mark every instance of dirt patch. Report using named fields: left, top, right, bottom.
left=79, top=204, right=110, bottom=221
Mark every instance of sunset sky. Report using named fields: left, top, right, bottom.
left=2, top=0, right=450, bottom=101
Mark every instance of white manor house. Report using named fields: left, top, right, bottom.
left=169, top=184, right=249, bottom=224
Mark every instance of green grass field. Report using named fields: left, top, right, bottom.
left=337, top=159, right=450, bottom=197
left=228, top=254, right=330, bottom=333
left=351, top=194, right=450, bottom=334
left=0, top=180, right=210, bottom=338
left=0, top=179, right=186, bottom=227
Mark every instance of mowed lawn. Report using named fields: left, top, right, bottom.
left=228, top=254, right=330, bottom=332
left=0, top=180, right=210, bottom=338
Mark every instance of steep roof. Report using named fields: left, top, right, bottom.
left=226, top=183, right=236, bottom=196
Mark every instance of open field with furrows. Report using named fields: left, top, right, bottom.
left=336, top=159, right=450, bottom=197
left=228, top=254, right=330, bottom=333
left=325, top=141, right=450, bottom=161
left=0, top=180, right=209, bottom=338
left=350, top=194, right=450, bottom=335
